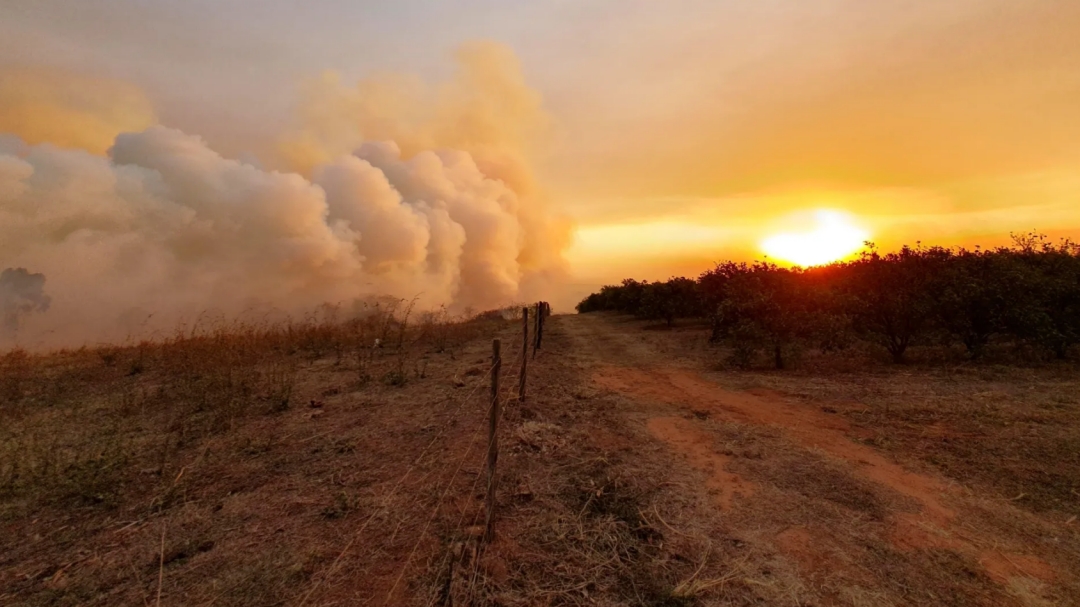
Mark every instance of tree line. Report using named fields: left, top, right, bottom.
left=576, top=234, right=1080, bottom=367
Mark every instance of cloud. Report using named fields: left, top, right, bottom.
left=0, top=66, right=156, bottom=155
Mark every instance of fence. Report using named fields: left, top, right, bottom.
left=297, top=300, right=551, bottom=606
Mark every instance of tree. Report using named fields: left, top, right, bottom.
left=845, top=244, right=949, bottom=363
left=714, top=262, right=815, bottom=369
left=700, top=262, right=744, bottom=342
left=575, top=234, right=1080, bottom=365
left=639, top=277, right=702, bottom=327
left=931, top=248, right=1014, bottom=359
left=1006, top=235, right=1080, bottom=359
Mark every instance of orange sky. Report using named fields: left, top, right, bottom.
left=3, top=0, right=1080, bottom=294
left=549, top=1, right=1080, bottom=283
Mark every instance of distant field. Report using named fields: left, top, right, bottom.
left=2, top=311, right=1078, bottom=606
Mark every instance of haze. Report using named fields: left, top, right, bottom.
left=2, top=0, right=1079, bottom=344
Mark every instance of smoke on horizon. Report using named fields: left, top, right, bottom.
left=0, top=42, right=571, bottom=349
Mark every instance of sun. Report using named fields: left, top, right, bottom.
left=761, top=210, right=868, bottom=266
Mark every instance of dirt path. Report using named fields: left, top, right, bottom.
left=556, top=313, right=1069, bottom=606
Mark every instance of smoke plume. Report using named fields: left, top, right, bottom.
left=0, top=42, right=571, bottom=348
left=278, top=40, right=571, bottom=296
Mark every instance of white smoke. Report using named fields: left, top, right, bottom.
left=0, top=126, right=561, bottom=347
left=0, top=42, right=573, bottom=348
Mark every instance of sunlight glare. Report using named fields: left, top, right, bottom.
left=761, top=210, right=868, bottom=266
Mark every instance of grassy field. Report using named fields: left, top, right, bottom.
left=1, top=311, right=1078, bottom=606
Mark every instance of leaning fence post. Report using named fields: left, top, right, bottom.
left=484, top=339, right=501, bottom=542
left=519, top=307, right=528, bottom=401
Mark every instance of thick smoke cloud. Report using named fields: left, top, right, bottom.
left=0, top=127, right=560, bottom=347
left=0, top=42, right=571, bottom=348
left=0, top=268, right=51, bottom=340
left=278, top=40, right=572, bottom=297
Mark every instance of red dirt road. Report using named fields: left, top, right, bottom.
left=561, top=313, right=1072, bottom=606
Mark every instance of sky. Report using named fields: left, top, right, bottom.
left=2, top=0, right=1080, bottom=323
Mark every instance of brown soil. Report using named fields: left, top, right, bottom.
left=645, top=416, right=756, bottom=509
left=596, top=365, right=956, bottom=525
left=4, top=311, right=1079, bottom=606
left=573, top=313, right=1079, bottom=606
left=596, top=363, right=1068, bottom=590
left=775, top=525, right=831, bottom=576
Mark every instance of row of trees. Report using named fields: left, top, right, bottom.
left=576, top=234, right=1080, bottom=367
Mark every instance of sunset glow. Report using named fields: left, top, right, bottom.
left=1, top=1, right=1080, bottom=316
left=761, top=210, right=868, bottom=267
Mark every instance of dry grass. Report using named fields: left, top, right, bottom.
left=711, top=352, right=1080, bottom=519
left=425, top=318, right=818, bottom=607
left=5, top=308, right=1080, bottom=606
left=533, top=313, right=1080, bottom=607
left=608, top=314, right=1080, bottom=519
left=0, top=301, right=519, bottom=606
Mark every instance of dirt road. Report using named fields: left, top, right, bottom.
left=545, top=312, right=1074, bottom=606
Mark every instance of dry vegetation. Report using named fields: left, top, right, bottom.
left=3, top=306, right=1079, bottom=606
left=0, top=300, right=525, bottom=605
left=583, top=313, right=1080, bottom=606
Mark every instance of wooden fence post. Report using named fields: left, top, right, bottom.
left=519, top=307, right=528, bottom=401
left=535, top=301, right=546, bottom=351
left=532, top=302, right=541, bottom=359
left=484, top=339, right=501, bottom=542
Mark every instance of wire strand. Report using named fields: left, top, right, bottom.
left=385, top=338, right=527, bottom=603
left=296, top=357, right=498, bottom=607
left=299, top=326, right=531, bottom=606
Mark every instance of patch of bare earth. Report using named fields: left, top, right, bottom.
left=645, top=416, right=756, bottom=510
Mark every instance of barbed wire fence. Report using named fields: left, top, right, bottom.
left=297, top=301, right=551, bottom=606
